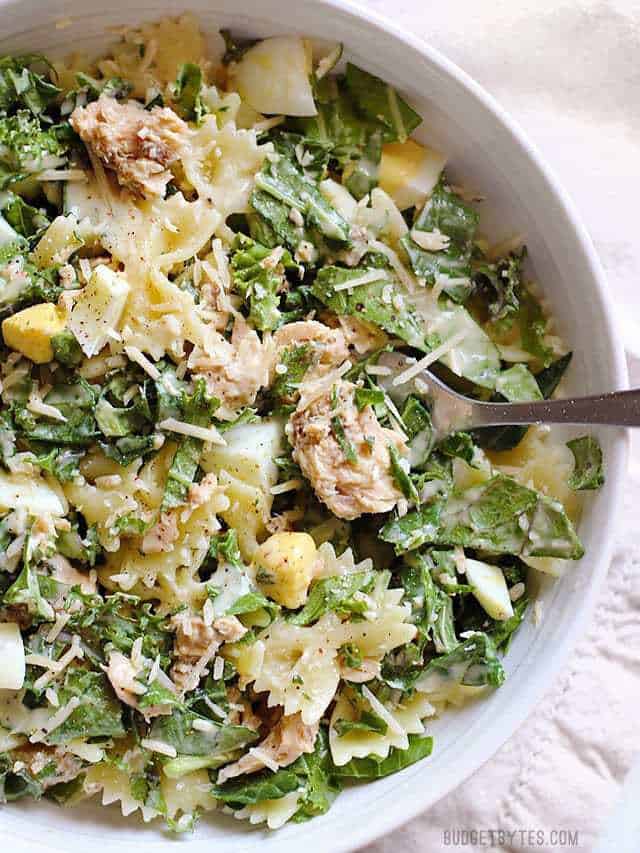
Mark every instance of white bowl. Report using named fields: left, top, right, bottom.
left=0, top=1, right=629, bottom=850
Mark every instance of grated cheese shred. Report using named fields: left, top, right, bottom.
left=332, top=270, right=388, bottom=292
left=392, top=330, right=467, bottom=386
left=140, top=738, right=178, bottom=758
left=158, top=417, right=226, bottom=445
left=124, top=346, right=161, bottom=380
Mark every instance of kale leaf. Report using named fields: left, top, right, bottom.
left=249, top=135, right=351, bottom=252
left=150, top=708, right=257, bottom=758
left=331, top=733, right=432, bottom=779
left=311, top=264, right=426, bottom=349
left=45, top=669, right=126, bottom=744
left=343, top=63, right=421, bottom=144
left=380, top=473, right=584, bottom=559
left=0, top=55, right=61, bottom=117
left=170, top=63, right=208, bottom=123
left=401, top=177, right=479, bottom=301
left=289, top=570, right=381, bottom=626
left=567, top=435, right=604, bottom=490
left=0, top=111, right=68, bottom=188
left=230, top=233, right=296, bottom=332
left=418, top=632, right=505, bottom=689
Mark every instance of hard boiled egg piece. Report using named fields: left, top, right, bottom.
left=0, top=623, right=25, bottom=690
left=465, top=558, right=514, bottom=621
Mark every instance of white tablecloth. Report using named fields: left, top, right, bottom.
left=355, top=1, right=640, bottom=849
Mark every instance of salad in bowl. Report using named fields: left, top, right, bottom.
left=0, top=13, right=604, bottom=834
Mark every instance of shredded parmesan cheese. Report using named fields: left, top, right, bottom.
left=213, top=656, right=224, bottom=680
left=158, top=418, right=226, bottom=445
left=45, top=612, right=71, bottom=644
left=203, top=696, right=228, bottom=720
left=38, top=168, right=88, bottom=182
left=124, top=346, right=161, bottom=380
left=140, top=738, right=178, bottom=758
left=453, top=546, right=467, bottom=575
left=148, top=655, right=161, bottom=684
left=296, top=360, right=352, bottom=412
left=409, top=228, right=450, bottom=252
left=270, top=479, right=304, bottom=495
left=368, top=239, right=417, bottom=291
left=191, top=718, right=217, bottom=733
left=202, top=597, right=215, bottom=627
left=25, top=653, right=59, bottom=670
left=364, top=364, right=392, bottom=377
left=382, top=392, right=409, bottom=442
left=361, top=685, right=404, bottom=736
left=32, top=635, right=84, bottom=691
left=332, top=269, right=388, bottom=292
left=40, top=696, right=81, bottom=735
left=131, top=637, right=143, bottom=668
left=392, top=330, right=467, bottom=386
left=27, top=397, right=67, bottom=423
left=45, top=688, right=60, bottom=708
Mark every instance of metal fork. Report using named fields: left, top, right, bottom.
left=379, top=353, right=640, bottom=436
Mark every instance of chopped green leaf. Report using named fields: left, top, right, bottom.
left=31, top=446, right=83, bottom=482
left=0, top=753, right=44, bottom=803
left=212, top=765, right=301, bottom=805
left=51, top=330, right=83, bottom=367
left=230, top=233, right=295, bottom=332
left=270, top=344, right=314, bottom=413
left=250, top=135, right=351, bottom=251
left=311, top=265, right=426, bottom=350
left=437, top=431, right=477, bottom=465
left=517, top=284, right=554, bottom=366
left=334, top=709, right=388, bottom=738
left=495, top=364, right=543, bottom=403
left=380, top=473, right=584, bottom=559
left=339, top=642, right=363, bottom=669
left=171, top=63, right=208, bottom=123
left=2, top=193, right=49, bottom=238
left=161, top=437, right=201, bottom=511
left=401, top=176, right=478, bottom=300
left=150, top=709, right=258, bottom=757
left=419, top=632, right=505, bottom=689
left=74, top=72, right=132, bottom=102
left=354, top=385, right=385, bottom=412
left=208, top=528, right=243, bottom=568
left=3, top=560, right=54, bottom=621
left=46, top=669, right=125, bottom=744
left=388, top=443, right=419, bottom=503
left=0, top=111, right=68, bottom=188
left=331, top=733, right=432, bottom=779
left=290, top=570, right=381, bottom=626
left=344, top=63, right=421, bottom=144
left=331, top=412, right=357, bottom=463
left=0, top=55, right=61, bottom=117
left=567, top=435, right=604, bottom=490
left=295, top=82, right=383, bottom=199
left=473, top=250, right=523, bottom=319
left=473, top=352, right=572, bottom=453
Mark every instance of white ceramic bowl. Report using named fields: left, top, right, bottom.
left=0, top=1, right=629, bottom=850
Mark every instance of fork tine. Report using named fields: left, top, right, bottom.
left=377, top=352, right=475, bottom=436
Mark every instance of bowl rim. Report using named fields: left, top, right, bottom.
left=0, top=0, right=629, bottom=849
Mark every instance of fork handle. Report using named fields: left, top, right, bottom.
left=471, top=389, right=640, bottom=428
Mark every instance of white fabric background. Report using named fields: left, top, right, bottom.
left=351, top=2, right=640, bottom=850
